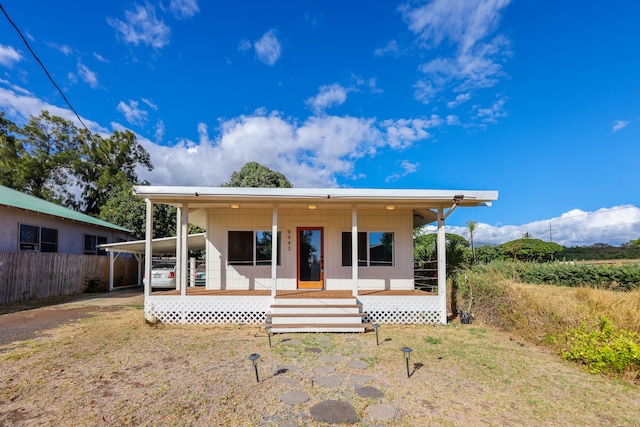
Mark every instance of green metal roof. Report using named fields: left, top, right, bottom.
left=0, top=185, right=132, bottom=233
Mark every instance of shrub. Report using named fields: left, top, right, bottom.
left=561, top=316, right=640, bottom=376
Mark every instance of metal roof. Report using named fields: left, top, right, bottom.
left=99, top=233, right=206, bottom=255
left=0, top=185, right=132, bottom=233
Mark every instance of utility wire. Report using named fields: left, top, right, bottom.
left=0, top=3, right=96, bottom=145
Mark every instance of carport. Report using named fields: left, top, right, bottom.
left=99, top=233, right=206, bottom=291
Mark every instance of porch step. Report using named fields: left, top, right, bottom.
left=270, top=304, right=362, bottom=314
left=267, top=313, right=367, bottom=325
left=267, top=296, right=367, bottom=333
left=268, top=323, right=368, bottom=333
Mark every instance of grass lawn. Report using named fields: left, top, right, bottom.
left=1, top=306, right=639, bottom=426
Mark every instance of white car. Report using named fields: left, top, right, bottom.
left=143, top=262, right=176, bottom=289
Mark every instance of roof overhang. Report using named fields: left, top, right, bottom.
left=98, top=233, right=206, bottom=255
left=132, top=186, right=498, bottom=227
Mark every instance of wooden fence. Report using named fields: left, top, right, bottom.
left=0, top=251, right=138, bottom=304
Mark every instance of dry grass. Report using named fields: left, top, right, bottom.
left=2, top=306, right=640, bottom=426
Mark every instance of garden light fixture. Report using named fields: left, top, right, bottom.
left=249, top=353, right=261, bottom=382
left=401, top=347, right=412, bottom=378
left=373, top=323, right=380, bottom=346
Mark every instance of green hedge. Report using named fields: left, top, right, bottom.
left=467, top=260, right=640, bottom=290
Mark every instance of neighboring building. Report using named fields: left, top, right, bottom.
left=0, top=185, right=135, bottom=254
left=130, top=186, right=498, bottom=331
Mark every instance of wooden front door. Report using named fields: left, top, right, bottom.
left=297, top=227, right=324, bottom=289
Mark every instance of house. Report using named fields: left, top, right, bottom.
left=131, top=186, right=498, bottom=331
left=0, top=185, right=135, bottom=254
left=0, top=185, right=137, bottom=303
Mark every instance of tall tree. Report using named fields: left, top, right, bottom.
left=75, top=129, right=153, bottom=215
left=222, top=162, right=292, bottom=188
left=98, top=181, right=176, bottom=238
left=0, top=112, right=21, bottom=190
left=1, top=111, right=81, bottom=206
left=466, top=220, right=478, bottom=264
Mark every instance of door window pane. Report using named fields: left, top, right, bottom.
left=299, top=229, right=321, bottom=281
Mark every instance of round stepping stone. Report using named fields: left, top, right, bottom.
left=280, top=391, right=309, bottom=405
left=350, top=374, right=374, bottom=384
left=345, top=337, right=359, bottom=342
left=346, top=359, right=368, bottom=369
left=310, top=400, right=359, bottom=424
left=355, top=386, right=384, bottom=399
left=277, top=377, right=301, bottom=386
left=313, top=365, right=336, bottom=374
left=351, top=353, right=371, bottom=359
left=365, top=404, right=401, bottom=421
left=319, top=355, right=343, bottom=363
left=277, top=365, right=300, bottom=373
left=314, top=376, right=341, bottom=388
left=305, top=347, right=322, bottom=353
left=316, top=336, right=330, bottom=342
left=283, top=351, right=298, bottom=357
left=281, top=338, right=302, bottom=345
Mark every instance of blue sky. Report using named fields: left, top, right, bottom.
left=1, top=0, right=639, bottom=246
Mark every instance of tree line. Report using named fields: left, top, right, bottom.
left=0, top=109, right=291, bottom=239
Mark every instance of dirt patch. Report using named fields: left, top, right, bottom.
left=1, top=308, right=639, bottom=426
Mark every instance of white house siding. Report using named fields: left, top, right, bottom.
left=0, top=206, right=132, bottom=254
left=204, top=206, right=415, bottom=291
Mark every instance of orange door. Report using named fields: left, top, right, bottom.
left=297, top=227, right=324, bottom=289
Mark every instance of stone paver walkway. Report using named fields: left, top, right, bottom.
left=267, top=332, right=402, bottom=425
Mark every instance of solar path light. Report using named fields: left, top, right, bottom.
left=266, top=326, right=272, bottom=347
left=249, top=353, right=261, bottom=382
left=401, top=347, right=412, bottom=378
left=373, top=324, right=380, bottom=346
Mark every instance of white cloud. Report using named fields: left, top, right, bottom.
left=141, top=98, right=158, bottom=110
left=306, top=84, right=348, bottom=114
left=374, top=40, right=400, bottom=57
left=474, top=97, right=507, bottom=123
left=77, top=63, right=99, bottom=89
left=108, top=4, right=171, bottom=49
left=254, top=30, right=281, bottom=65
left=380, top=115, right=441, bottom=149
left=0, top=86, right=106, bottom=133
left=169, top=0, right=200, bottom=19
left=46, top=42, right=73, bottom=56
left=386, top=160, right=420, bottom=182
left=0, top=44, right=23, bottom=67
left=446, top=114, right=460, bottom=125
left=612, top=120, right=629, bottom=132
left=400, top=0, right=511, bottom=108
left=93, top=52, right=109, bottom=63
left=422, top=205, right=640, bottom=247
left=447, top=92, right=471, bottom=108
left=154, top=120, right=165, bottom=143
left=117, top=100, right=148, bottom=126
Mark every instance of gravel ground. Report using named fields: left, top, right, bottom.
left=1, top=293, right=639, bottom=426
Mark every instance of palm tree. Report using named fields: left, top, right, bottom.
left=466, top=220, right=478, bottom=264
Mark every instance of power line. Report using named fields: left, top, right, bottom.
left=0, top=3, right=96, bottom=145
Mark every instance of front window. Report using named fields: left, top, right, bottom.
left=228, top=230, right=282, bottom=266
left=84, top=235, right=107, bottom=255
left=342, top=231, right=394, bottom=267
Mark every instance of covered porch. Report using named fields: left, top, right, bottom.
left=132, top=186, right=498, bottom=328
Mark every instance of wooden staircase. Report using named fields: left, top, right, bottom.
left=266, top=293, right=368, bottom=333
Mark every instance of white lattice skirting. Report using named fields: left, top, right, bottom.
left=145, top=295, right=445, bottom=325
left=358, top=295, right=444, bottom=324
left=146, top=296, right=272, bottom=325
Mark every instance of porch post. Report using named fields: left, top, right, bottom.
left=271, top=204, right=278, bottom=298
left=437, top=206, right=447, bottom=324
left=351, top=205, right=358, bottom=297
left=108, top=251, right=114, bottom=292
left=180, top=203, right=189, bottom=296
left=144, top=199, right=153, bottom=297
left=176, top=206, right=183, bottom=292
